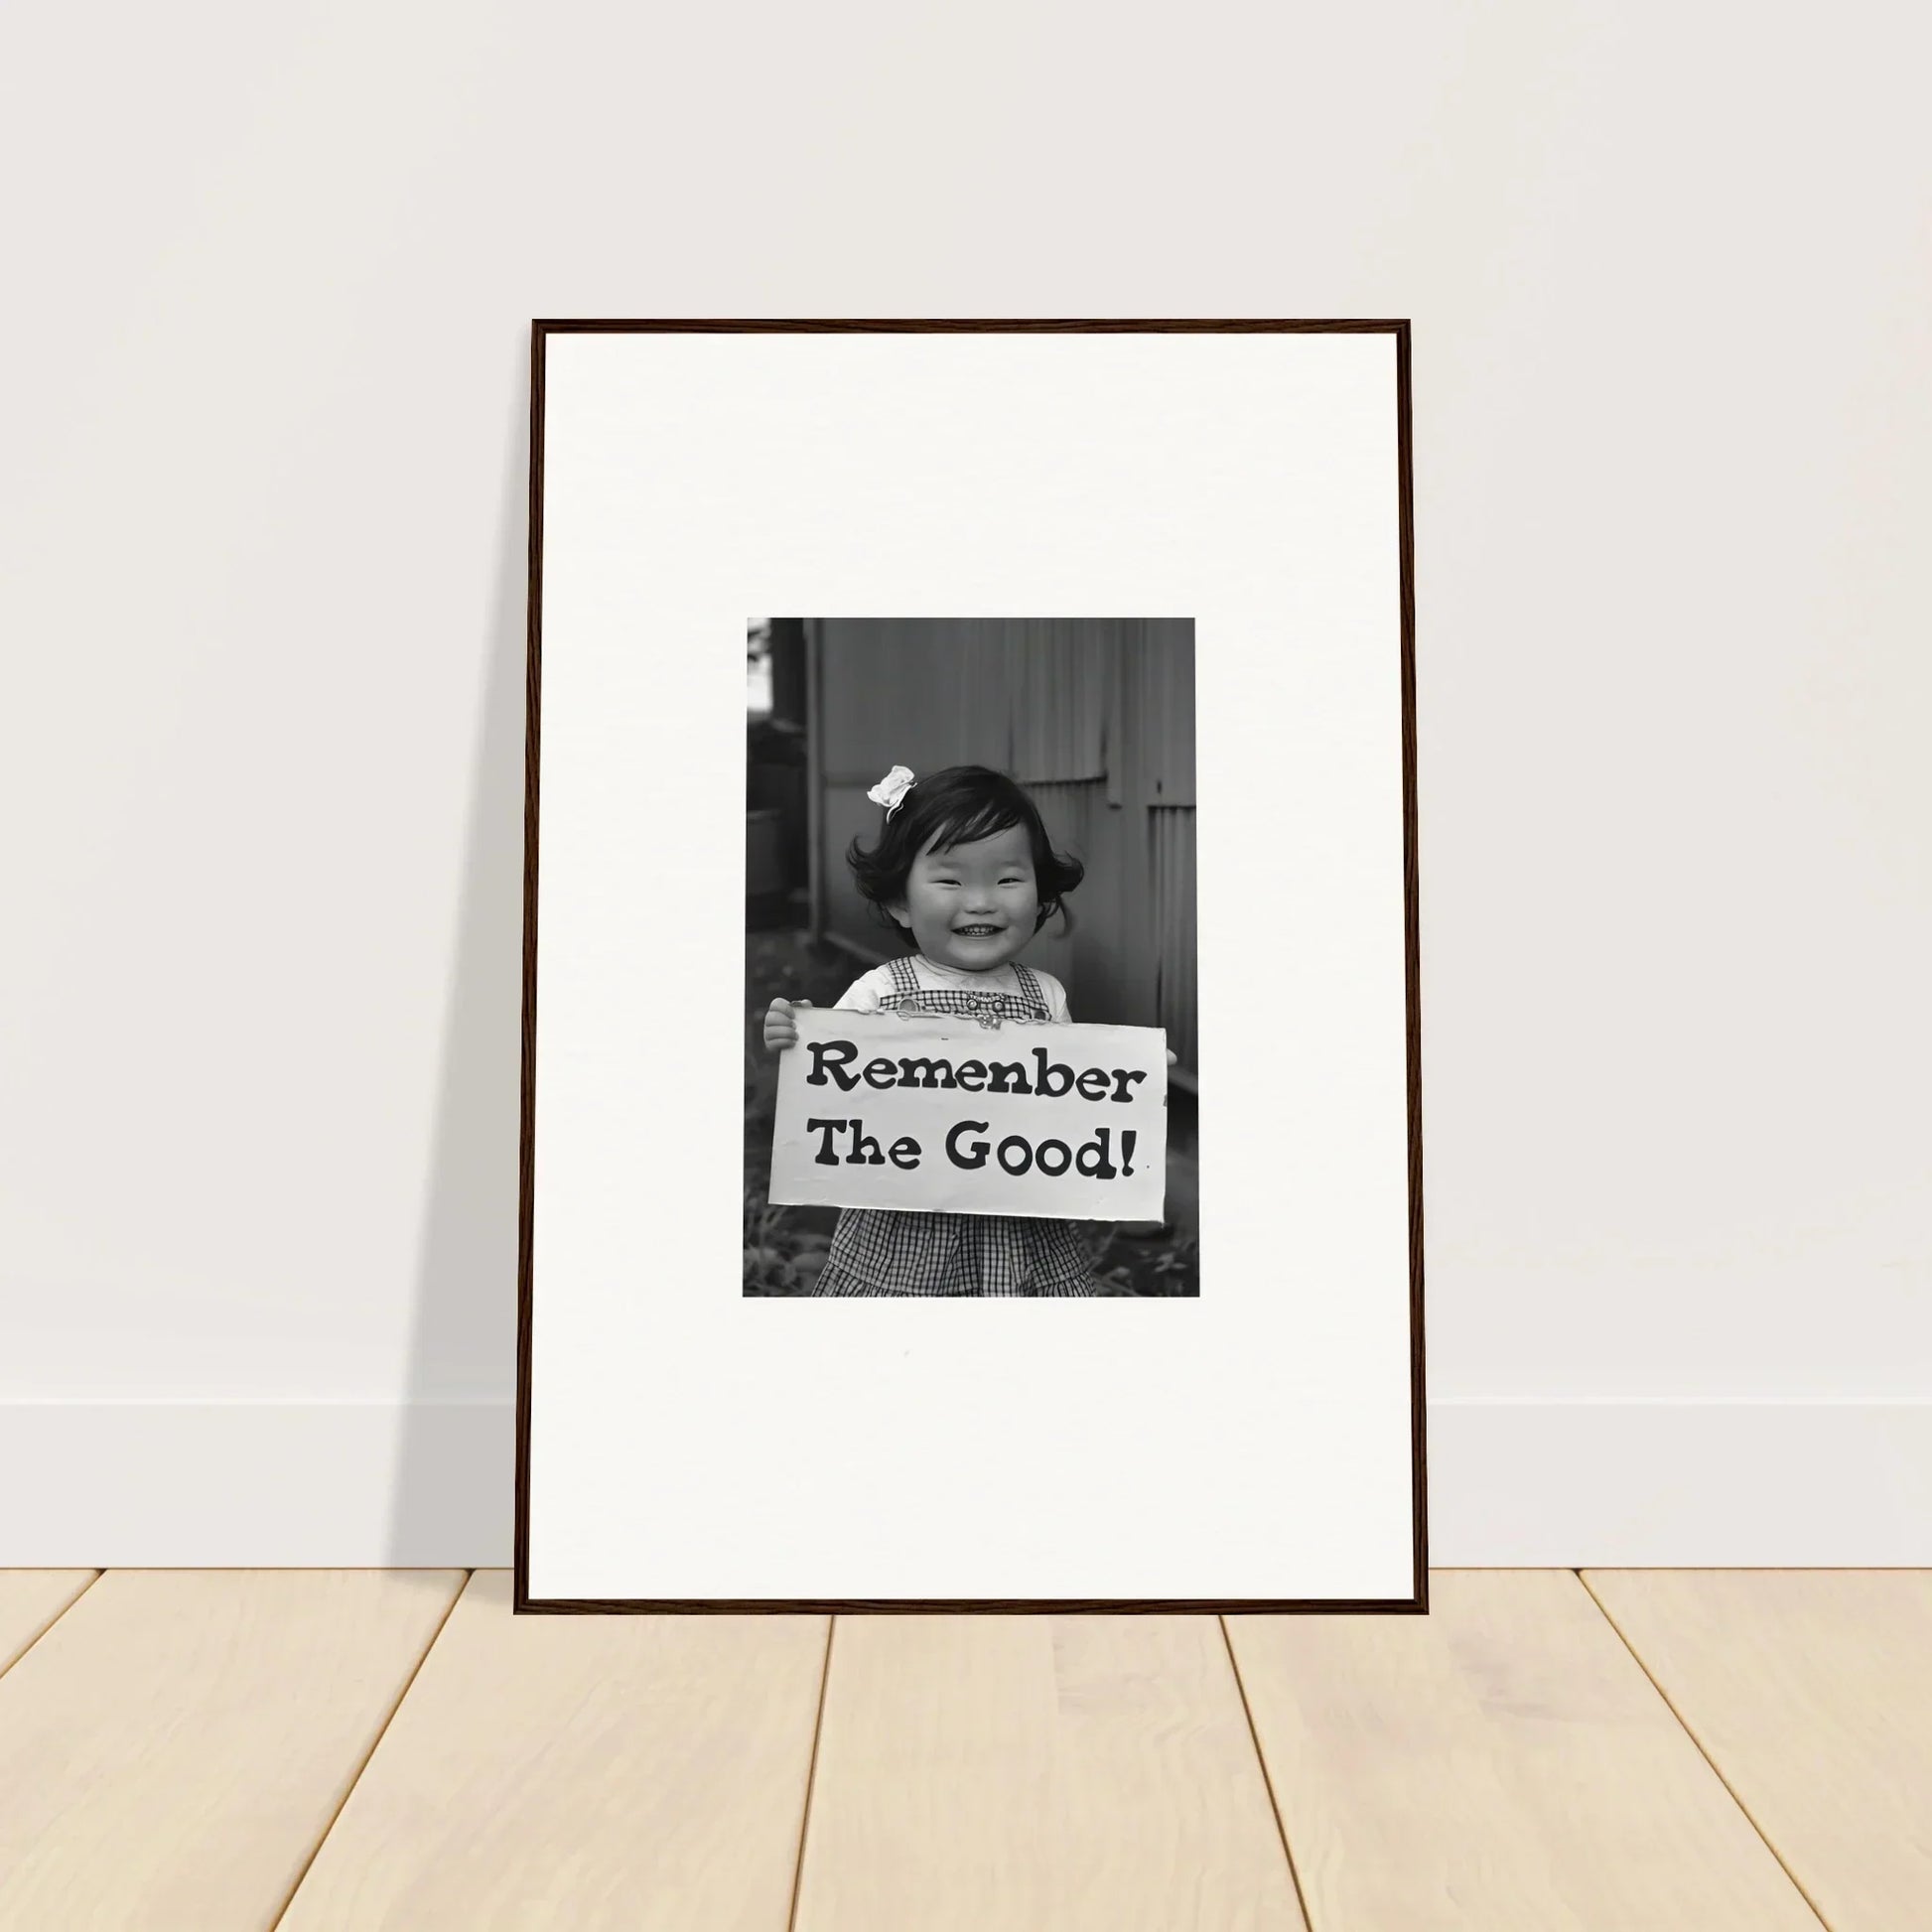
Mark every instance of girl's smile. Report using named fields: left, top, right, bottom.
left=890, top=823, right=1040, bottom=973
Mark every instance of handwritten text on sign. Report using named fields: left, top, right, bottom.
left=769, top=1008, right=1168, bottom=1222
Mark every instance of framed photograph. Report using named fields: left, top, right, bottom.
left=518, top=321, right=1424, bottom=1612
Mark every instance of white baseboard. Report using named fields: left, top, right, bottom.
left=0, top=1400, right=513, bottom=1569
left=1428, top=1397, right=1932, bottom=1567
left=3, top=1398, right=1927, bottom=1568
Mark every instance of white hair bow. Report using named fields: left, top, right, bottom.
left=867, top=764, right=916, bottom=817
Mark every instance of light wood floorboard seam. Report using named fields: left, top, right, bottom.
left=785, top=1615, right=837, bottom=1932
left=265, top=1568, right=474, bottom=1930
left=0, top=1572, right=102, bottom=1684
left=1573, top=1569, right=1833, bottom=1931
left=1218, top=1615, right=1313, bottom=1929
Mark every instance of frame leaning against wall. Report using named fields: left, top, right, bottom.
left=515, top=319, right=1425, bottom=1615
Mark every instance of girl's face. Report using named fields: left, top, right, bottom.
left=891, top=822, right=1041, bottom=973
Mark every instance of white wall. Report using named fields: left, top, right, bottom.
left=3, top=1, right=1927, bottom=1564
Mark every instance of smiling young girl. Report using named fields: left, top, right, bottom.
left=764, top=762, right=1101, bottom=1297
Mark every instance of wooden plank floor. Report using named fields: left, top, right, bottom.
left=1227, top=1571, right=1823, bottom=1930
left=1584, top=1570, right=1932, bottom=1932
left=0, top=1571, right=1923, bottom=1930
left=792, top=1614, right=1306, bottom=1930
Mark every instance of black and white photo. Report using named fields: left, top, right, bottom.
left=745, top=619, right=1198, bottom=1299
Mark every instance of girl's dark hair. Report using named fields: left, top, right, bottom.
left=846, top=764, right=1084, bottom=943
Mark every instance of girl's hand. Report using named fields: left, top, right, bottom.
left=1167, top=1048, right=1177, bottom=1066
left=764, top=998, right=811, bottom=1050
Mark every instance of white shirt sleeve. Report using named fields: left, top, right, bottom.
left=833, top=964, right=897, bottom=1013
left=1034, top=970, right=1072, bottom=1023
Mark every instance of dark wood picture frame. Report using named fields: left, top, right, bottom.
left=515, top=320, right=1425, bottom=1615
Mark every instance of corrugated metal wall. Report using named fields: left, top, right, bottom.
left=1151, top=808, right=1197, bottom=1071
left=811, top=619, right=1197, bottom=1076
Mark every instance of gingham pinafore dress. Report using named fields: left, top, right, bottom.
left=811, top=954, right=1100, bottom=1298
